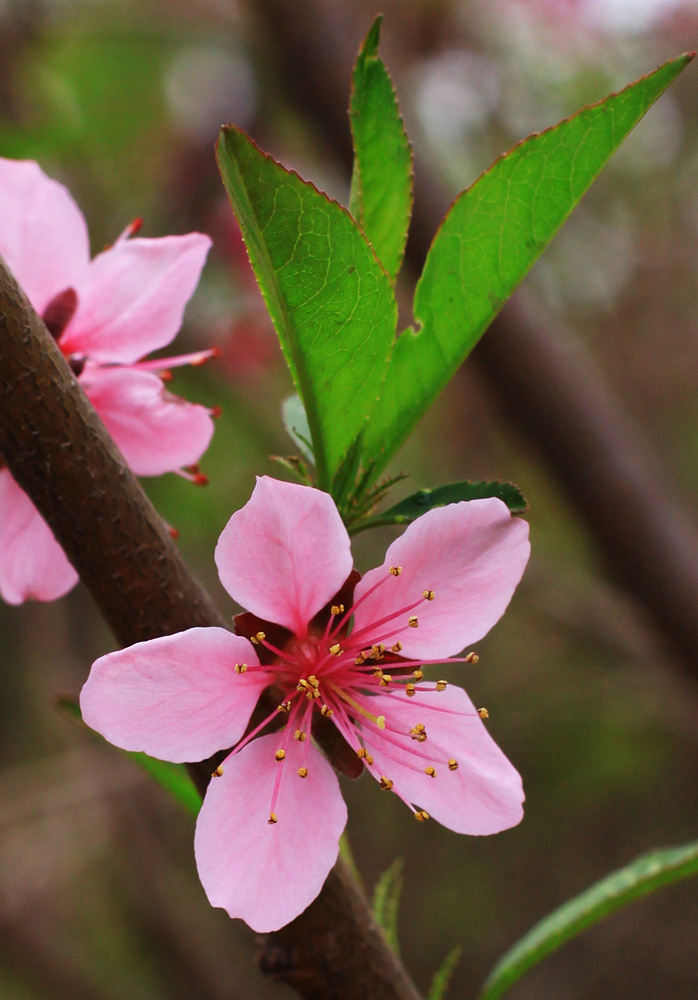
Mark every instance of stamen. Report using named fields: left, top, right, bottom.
left=294, top=730, right=307, bottom=742
left=328, top=683, right=386, bottom=730
left=130, top=347, right=220, bottom=373
left=329, top=643, right=343, bottom=656
left=422, top=590, right=435, bottom=601
left=424, top=766, right=436, bottom=778
left=331, top=604, right=344, bottom=616
left=297, top=767, right=309, bottom=778
left=320, top=704, right=334, bottom=717
left=413, top=670, right=423, bottom=681
left=409, top=724, right=427, bottom=742
left=465, top=651, right=479, bottom=663
left=408, top=616, right=419, bottom=628
left=405, top=683, right=416, bottom=697
left=448, top=759, right=458, bottom=771
left=391, top=642, right=403, bottom=653
left=212, top=764, right=224, bottom=777
left=250, top=631, right=266, bottom=645
left=478, top=707, right=489, bottom=719
left=275, top=749, right=286, bottom=761
left=390, top=566, right=402, bottom=576
left=235, top=663, right=247, bottom=673
left=268, top=813, right=278, bottom=824
left=277, top=701, right=292, bottom=713
left=379, top=776, right=394, bottom=791
left=414, top=810, right=430, bottom=822
left=435, top=680, right=447, bottom=692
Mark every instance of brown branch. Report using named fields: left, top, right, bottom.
left=250, top=0, right=698, bottom=677
left=0, top=255, right=422, bottom=1000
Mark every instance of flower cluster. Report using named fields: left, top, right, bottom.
left=0, top=158, right=215, bottom=605
left=81, top=476, right=530, bottom=932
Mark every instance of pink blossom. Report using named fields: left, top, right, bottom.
left=0, top=158, right=216, bottom=605
left=81, top=476, right=530, bottom=932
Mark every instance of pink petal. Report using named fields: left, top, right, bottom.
left=81, top=367, right=214, bottom=477
left=215, top=477, right=353, bottom=636
left=0, top=158, right=90, bottom=314
left=80, top=628, right=268, bottom=763
left=194, top=733, right=347, bottom=931
left=0, top=469, right=78, bottom=605
left=60, top=233, right=211, bottom=364
left=362, top=685, right=524, bottom=835
left=352, top=499, right=530, bottom=659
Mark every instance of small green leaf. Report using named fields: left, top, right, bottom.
left=282, top=394, right=315, bottom=465
left=372, top=858, right=404, bottom=954
left=58, top=695, right=201, bottom=817
left=478, top=839, right=698, bottom=1000
left=217, top=126, right=397, bottom=489
left=428, top=946, right=462, bottom=1000
left=349, top=16, right=414, bottom=281
left=352, top=480, right=527, bottom=533
left=362, top=54, right=694, bottom=482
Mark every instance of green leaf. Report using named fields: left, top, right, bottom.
left=217, top=126, right=397, bottom=489
left=362, top=54, right=694, bottom=482
left=349, top=16, right=413, bottom=281
left=428, top=946, right=462, bottom=1000
left=352, top=480, right=527, bottom=533
left=282, top=394, right=315, bottom=465
left=372, top=858, right=404, bottom=954
left=58, top=695, right=201, bottom=817
left=478, top=839, right=698, bottom=1000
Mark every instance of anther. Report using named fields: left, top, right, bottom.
left=307, top=675, right=320, bottom=688
left=448, top=759, right=458, bottom=771
left=390, top=566, right=402, bottom=576
left=465, top=651, right=479, bottom=663
left=370, top=644, right=384, bottom=660
left=424, top=766, right=436, bottom=778
left=357, top=747, right=368, bottom=759
left=413, top=669, right=424, bottom=681
left=330, top=604, right=344, bottom=615
left=380, top=674, right=392, bottom=687
left=294, top=730, right=307, bottom=742
left=268, top=813, right=278, bottom=824
left=297, top=767, right=309, bottom=778
left=408, top=616, right=419, bottom=628
left=297, top=679, right=310, bottom=692
left=250, top=631, right=266, bottom=645
left=320, top=704, right=334, bottom=717
left=329, top=643, right=342, bottom=656
left=373, top=667, right=384, bottom=678
left=436, top=680, right=447, bottom=692
left=275, top=749, right=286, bottom=761
left=391, top=642, right=403, bottom=653
left=212, top=764, right=224, bottom=777
left=414, top=810, right=430, bottom=822
left=478, top=707, right=489, bottom=719
left=234, top=663, right=248, bottom=674
left=277, top=701, right=291, bottom=713
left=422, top=590, right=435, bottom=601
left=379, top=776, right=394, bottom=791
left=409, top=724, right=427, bottom=742
left=405, top=683, right=416, bottom=697
left=355, top=653, right=367, bottom=665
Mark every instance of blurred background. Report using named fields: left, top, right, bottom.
left=1, top=0, right=697, bottom=997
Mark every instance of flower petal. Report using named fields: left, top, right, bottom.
left=0, top=158, right=90, bottom=314
left=216, top=477, right=353, bottom=635
left=362, top=685, right=524, bottom=835
left=80, top=628, right=268, bottom=763
left=352, top=499, right=530, bottom=659
left=0, top=469, right=78, bottom=605
left=81, top=367, right=214, bottom=477
left=60, top=233, right=211, bottom=364
left=194, top=733, right=347, bottom=931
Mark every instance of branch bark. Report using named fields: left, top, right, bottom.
left=0, top=254, right=422, bottom=1000
left=250, top=0, right=698, bottom=677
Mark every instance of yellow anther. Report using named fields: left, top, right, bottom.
left=310, top=688, right=321, bottom=700
left=275, top=749, right=286, bottom=761
left=380, top=674, right=392, bottom=687
left=212, top=764, right=224, bottom=778
left=297, top=767, right=309, bottom=778
left=448, top=759, right=458, bottom=771
left=422, top=589, right=435, bottom=601
left=329, top=643, right=342, bottom=656
left=250, top=631, right=266, bottom=645
left=436, top=679, right=447, bottom=692
left=391, top=641, right=403, bottom=653
left=320, top=704, right=334, bottom=717
left=307, top=675, right=320, bottom=688
left=234, top=663, right=248, bottom=674
left=415, top=810, right=430, bottom=822
left=373, top=667, right=384, bottom=678
left=413, top=669, right=424, bottom=681
left=294, top=729, right=307, bottom=742
left=297, top=679, right=309, bottom=692
left=268, top=813, right=278, bottom=825
left=405, top=683, right=416, bottom=697
left=478, top=707, right=489, bottom=719
left=366, top=753, right=374, bottom=765
left=354, top=652, right=367, bottom=665
left=465, top=651, right=479, bottom=663
left=409, top=723, right=427, bottom=743
left=357, top=747, right=368, bottom=759
left=408, top=616, right=419, bottom=628
left=376, top=716, right=386, bottom=730
left=277, top=700, right=291, bottom=713
left=390, top=565, right=402, bottom=576
left=330, top=604, right=344, bottom=615
left=379, top=775, right=394, bottom=791
left=424, top=766, right=436, bottom=778
left=370, top=644, right=384, bottom=660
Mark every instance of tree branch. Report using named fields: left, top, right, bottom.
left=0, top=254, right=422, bottom=1000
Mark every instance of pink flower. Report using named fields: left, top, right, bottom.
left=0, top=158, right=216, bottom=605
left=81, top=476, right=530, bottom=932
